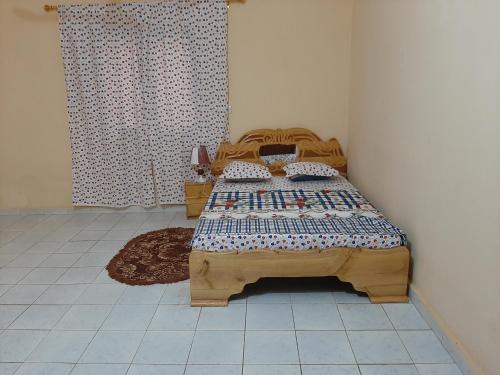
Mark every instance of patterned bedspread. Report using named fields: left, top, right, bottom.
left=191, top=177, right=407, bottom=252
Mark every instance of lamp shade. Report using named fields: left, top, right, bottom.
left=191, top=145, right=210, bottom=166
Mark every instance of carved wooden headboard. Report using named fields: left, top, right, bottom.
left=211, top=128, right=347, bottom=177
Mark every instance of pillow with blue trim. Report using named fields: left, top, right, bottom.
left=284, top=162, right=339, bottom=181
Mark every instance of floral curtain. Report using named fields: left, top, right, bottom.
left=58, top=0, right=228, bottom=207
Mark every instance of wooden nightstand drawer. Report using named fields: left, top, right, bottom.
left=185, top=181, right=213, bottom=218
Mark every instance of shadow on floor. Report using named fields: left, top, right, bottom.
left=233, top=276, right=367, bottom=300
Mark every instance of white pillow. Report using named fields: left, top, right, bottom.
left=222, top=161, right=272, bottom=182
left=283, top=162, right=339, bottom=181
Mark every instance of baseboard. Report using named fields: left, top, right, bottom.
left=0, top=205, right=186, bottom=215
left=409, top=285, right=485, bottom=375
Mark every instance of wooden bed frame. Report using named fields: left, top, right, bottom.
left=190, top=128, right=410, bottom=306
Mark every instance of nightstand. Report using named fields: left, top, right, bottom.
left=185, top=181, right=213, bottom=218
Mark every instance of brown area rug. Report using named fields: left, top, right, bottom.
left=106, top=227, right=194, bottom=285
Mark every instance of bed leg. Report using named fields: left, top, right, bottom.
left=190, top=298, right=229, bottom=307
left=366, top=284, right=409, bottom=303
left=190, top=289, right=232, bottom=307
left=189, top=252, right=251, bottom=307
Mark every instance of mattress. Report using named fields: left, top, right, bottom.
left=191, top=176, right=407, bottom=252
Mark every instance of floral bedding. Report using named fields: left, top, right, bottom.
left=191, top=176, right=407, bottom=252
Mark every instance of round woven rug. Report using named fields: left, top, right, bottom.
left=106, top=227, right=194, bottom=285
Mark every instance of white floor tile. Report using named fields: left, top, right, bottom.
left=134, top=331, right=194, bottom=364
left=10, top=304, right=70, bottom=329
left=0, top=363, right=20, bottom=375
left=56, top=267, right=102, bottom=284
left=14, top=363, right=73, bottom=375
left=101, top=305, right=156, bottom=331
left=31, top=215, right=71, bottom=233
left=0, top=230, right=23, bottom=245
left=27, top=330, right=95, bottom=363
left=244, top=365, right=301, bottom=375
left=246, top=304, right=294, bottom=330
left=6, top=253, right=49, bottom=268
left=188, top=330, right=244, bottom=365
left=0, top=213, right=465, bottom=373
left=290, top=291, right=335, bottom=304
left=292, top=304, right=344, bottom=330
left=20, top=267, right=67, bottom=284
left=55, top=305, right=112, bottom=330
left=415, top=364, right=463, bottom=375
left=71, top=230, right=107, bottom=241
left=333, top=291, right=370, bottom=304
left=145, top=212, right=176, bottom=224
left=89, top=240, right=126, bottom=252
left=338, top=304, right=393, bottom=330
left=297, top=331, right=356, bottom=365
left=383, top=304, right=430, bottom=330
left=113, top=213, right=151, bottom=230
left=149, top=305, right=200, bottom=330
left=118, top=285, right=166, bottom=305
left=169, top=213, right=198, bottom=228
left=0, top=215, right=24, bottom=229
left=0, top=254, right=17, bottom=266
left=0, top=284, right=11, bottom=296
left=43, top=227, right=80, bottom=242
left=79, top=331, right=143, bottom=363
left=348, top=331, right=412, bottom=364
left=0, top=240, right=35, bottom=254
left=10, top=231, right=48, bottom=245
left=39, top=253, right=82, bottom=268
left=6, top=215, right=48, bottom=231
left=72, top=252, right=114, bottom=267
left=128, top=364, right=185, bottom=375
left=85, top=213, right=124, bottom=231
left=139, top=223, right=171, bottom=232
left=197, top=304, right=246, bottom=330
left=102, top=229, right=136, bottom=241
left=0, top=305, right=28, bottom=329
left=186, top=365, right=242, bottom=375
left=0, top=330, right=48, bottom=362
left=75, top=284, right=125, bottom=304
left=57, top=241, right=96, bottom=254
left=0, top=285, right=49, bottom=304
left=93, top=269, right=122, bottom=284
left=246, top=292, right=291, bottom=304
left=35, top=284, right=88, bottom=304
left=244, top=331, right=299, bottom=364
left=70, top=363, right=129, bottom=375
left=359, top=365, right=419, bottom=375
left=0, top=267, right=33, bottom=283
left=302, top=365, right=360, bottom=375
left=64, top=214, right=99, bottom=227
left=398, top=331, right=453, bottom=364
left=160, top=282, right=191, bottom=305
left=26, top=242, right=64, bottom=253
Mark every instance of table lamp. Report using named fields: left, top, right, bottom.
left=191, top=145, right=210, bottom=183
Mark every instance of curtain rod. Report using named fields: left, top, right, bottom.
left=44, top=0, right=243, bottom=11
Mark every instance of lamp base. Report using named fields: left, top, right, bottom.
left=196, top=167, right=207, bottom=183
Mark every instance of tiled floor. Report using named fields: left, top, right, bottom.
left=0, top=211, right=464, bottom=375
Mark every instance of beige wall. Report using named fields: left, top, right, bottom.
left=348, top=1, right=500, bottom=374
left=0, top=0, right=353, bottom=209
left=228, top=0, right=352, bottom=143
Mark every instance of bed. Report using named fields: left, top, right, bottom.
left=189, top=128, right=410, bottom=306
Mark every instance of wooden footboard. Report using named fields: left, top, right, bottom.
left=189, top=247, right=410, bottom=306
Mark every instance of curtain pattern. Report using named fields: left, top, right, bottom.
left=58, top=1, right=228, bottom=207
